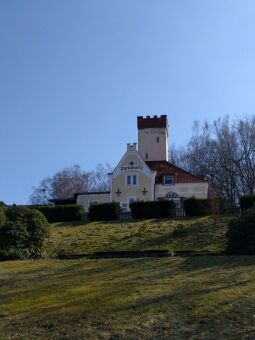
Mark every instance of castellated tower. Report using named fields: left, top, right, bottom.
left=137, top=115, right=169, bottom=162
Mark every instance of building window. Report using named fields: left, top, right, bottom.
left=121, top=203, right=128, bottom=212
left=156, top=137, right=159, bottom=143
left=128, top=197, right=136, bottom=210
left=133, top=175, right=137, bottom=185
left=146, top=153, right=148, bottom=159
left=164, top=175, right=174, bottom=185
left=126, top=174, right=138, bottom=186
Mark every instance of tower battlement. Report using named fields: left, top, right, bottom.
left=137, top=115, right=168, bottom=130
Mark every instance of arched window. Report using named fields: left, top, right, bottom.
left=165, top=191, right=178, bottom=199
left=89, top=200, right=98, bottom=207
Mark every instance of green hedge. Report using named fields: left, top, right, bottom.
left=129, top=200, right=176, bottom=219
left=239, top=195, right=255, bottom=212
left=183, top=197, right=210, bottom=216
left=89, top=203, right=121, bottom=221
left=0, top=206, right=50, bottom=259
left=226, top=206, right=255, bottom=254
left=30, top=204, right=84, bottom=222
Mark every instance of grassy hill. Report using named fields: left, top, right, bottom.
left=0, top=215, right=255, bottom=339
left=48, top=215, right=232, bottom=257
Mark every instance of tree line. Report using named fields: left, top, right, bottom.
left=169, top=115, right=255, bottom=210
left=30, top=163, right=112, bottom=204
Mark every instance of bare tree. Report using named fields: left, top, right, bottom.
left=169, top=115, right=255, bottom=211
left=89, top=162, right=112, bottom=191
left=51, top=165, right=91, bottom=199
left=29, top=163, right=113, bottom=204
left=234, top=117, right=255, bottom=195
left=30, top=177, right=52, bottom=205
left=168, top=144, right=187, bottom=168
left=208, top=186, right=221, bottom=225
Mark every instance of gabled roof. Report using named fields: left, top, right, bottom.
left=145, top=161, right=206, bottom=184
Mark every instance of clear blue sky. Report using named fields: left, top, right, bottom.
left=1, top=0, right=255, bottom=204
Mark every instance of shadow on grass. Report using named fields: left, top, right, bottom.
left=1, top=255, right=255, bottom=338
left=1, top=256, right=254, bottom=304
left=140, top=221, right=227, bottom=251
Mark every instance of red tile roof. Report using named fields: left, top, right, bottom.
left=146, top=161, right=206, bottom=184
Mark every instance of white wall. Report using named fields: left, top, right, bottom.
left=77, top=193, right=110, bottom=212
left=138, top=127, right=168, bottom=161
left=155, top=182, right=209, bottom=199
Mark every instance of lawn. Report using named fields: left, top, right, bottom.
left=0, top=214, right=254, bottom=339
left=48, top=215, right=233, bottom=257
left=0, top=256, right=254, bottom=339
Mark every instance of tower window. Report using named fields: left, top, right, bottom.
left=156, top=137, right=159, bottom=143
left=146, top=153, right=148, bottom=159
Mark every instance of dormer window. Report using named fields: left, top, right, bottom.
left=164, top=175, right=174, bottom=185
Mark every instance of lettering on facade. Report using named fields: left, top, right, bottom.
left=121, top=165, right=144, bottom=172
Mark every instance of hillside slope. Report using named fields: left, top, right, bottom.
left=0, top=256, right=254, bottom=339
left=1, top=215, right=254, bottom=339
left=48, top=215, right=232, bottom=257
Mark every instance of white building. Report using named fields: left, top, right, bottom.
left=74, top=115, right=208, bottom=212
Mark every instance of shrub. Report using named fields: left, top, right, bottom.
left=129, top=200, right=176, bottom=219
left=0, top=206, right=50, bottom=259
left=89, top=203, right=121, bottom=221
left=226, top=206, right=255, bottom=254
left=31, top=204, right=84, bottom=222
left=0, top=201, right=7, bottom=208
left=183, top=197, right=210, bottom=216
left=0, top=205, right=6, bottom=226
left=239, top=195, right=255, bottom=212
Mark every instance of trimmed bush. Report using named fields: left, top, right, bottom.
left=89, top=203, right=121, bottom=221
left=183, top=197, right=210, bottom=216
left=129, top=200, right=176, bottom=219
left=239, top=195, right=255, bottom=212
left=0, top=206, right=50, bottom=259
left=226, top=206, right=255, bottom=254
left=31, top=205, right=84, bottom=222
